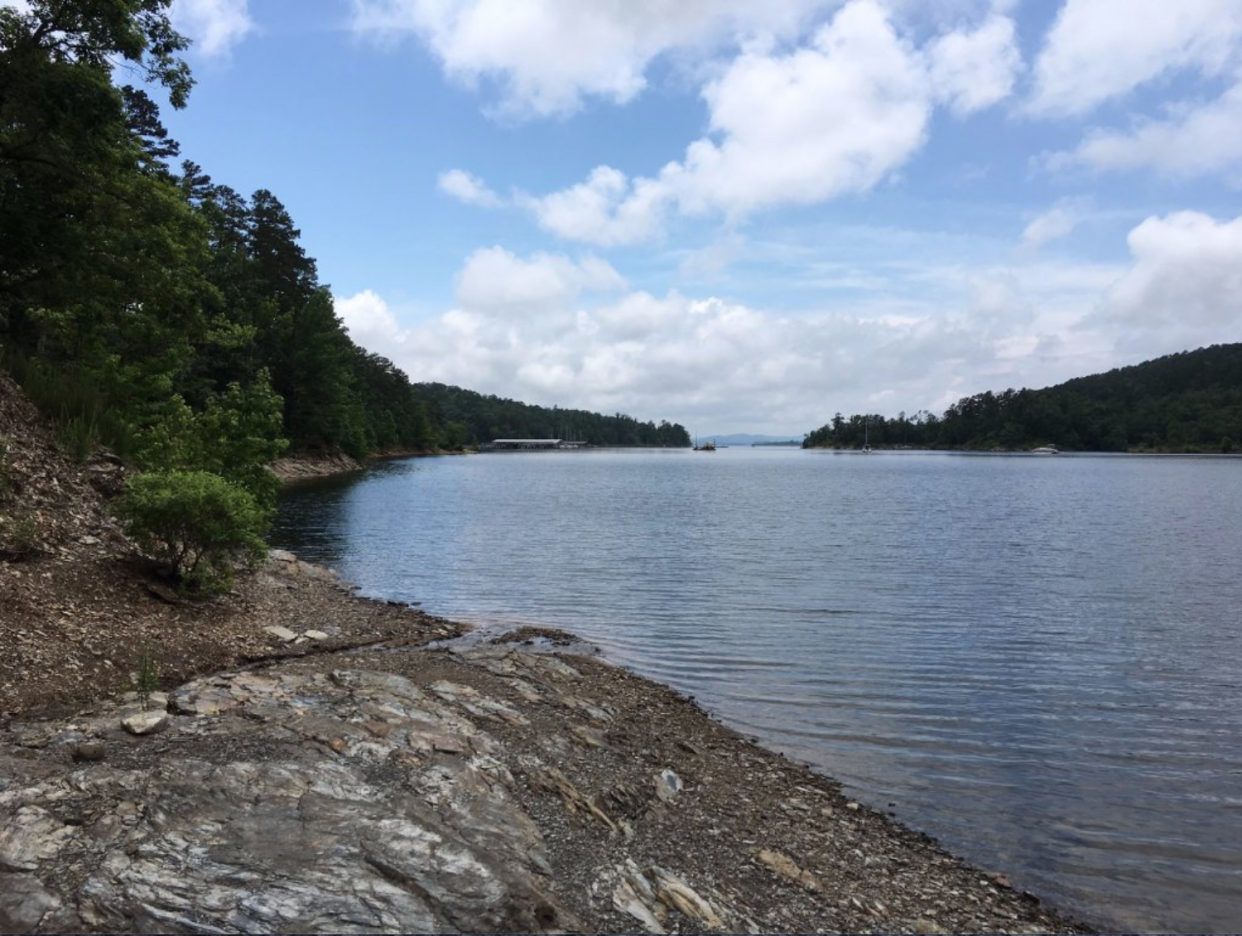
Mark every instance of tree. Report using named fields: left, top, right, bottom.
left=116, top=470, right=267, bottom=595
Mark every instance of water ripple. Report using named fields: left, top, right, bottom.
left=273, top=449, right=1242, bottom=934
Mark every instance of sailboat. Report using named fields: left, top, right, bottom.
left=861, top=419, right=873, bottom=454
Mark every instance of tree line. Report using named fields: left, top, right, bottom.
left=417, top=383, right=690, bottom=448
left=804, top=344, right=1242, bottom=454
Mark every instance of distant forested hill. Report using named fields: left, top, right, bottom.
left=416, top=383, right=690, bottom=448
left=804, top=344, right=1242, bottom=453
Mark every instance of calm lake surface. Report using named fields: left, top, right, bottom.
left=272, top=448, right=1242, bottom=933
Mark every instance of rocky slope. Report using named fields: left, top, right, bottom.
left=0, top=376, right=461, bottom=723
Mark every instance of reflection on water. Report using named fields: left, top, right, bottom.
left=272, top=448, right=1242, bottom=934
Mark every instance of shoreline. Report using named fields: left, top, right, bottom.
left=1, top=553, right=1098, bottom=934
left=0, top=379, right=1097, bottom=933
left=268, top=447, right=466, bottom=485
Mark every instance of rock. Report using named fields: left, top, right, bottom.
left=263, top=625, right=298, bottom=643
left=1, top=668, right=572, bottom=934
left=144, top=581, right=180, bottom=604
left=570, top=725, right=606, bottom=748
left=609, top=860, right=728, bottom=934
left=521, top=761, right=618, bottom=832
left=303, top=629, right=330, bottom=641
left=0, top=873, right=80, bottom=932
left=121, top=710, right=168, bottom=735
left=754, top=848, right=824, bottom=893
left=655, top=768, right=683, bottom=802
left=71, top=741, right=106, bottom=762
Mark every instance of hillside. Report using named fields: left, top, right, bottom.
left=417, top=382, right=690, bottom=447
left=805, top=343, right=1242, bottom=452
left=0, top=375, right=454, bottom=721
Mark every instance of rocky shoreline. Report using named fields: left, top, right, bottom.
left=0, top=617, right=1097, bottom=934
left=1, top=377, right=1098, bottom=933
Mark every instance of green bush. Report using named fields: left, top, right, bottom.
left=115, top=470, right=267, bottom=595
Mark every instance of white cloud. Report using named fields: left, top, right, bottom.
left=438, top=169, right=502, bottom=207
left=1094, top=211, right=1242, bottom=354
left=1045, top=79, right=1242, bottom=178
left=349, top=0, right=829, bottom=119
left=1021, top=198, right=1091, bottom=251
left=520, top=166, right=669, bottom=246
left=336, top=289, right=405, bottom=351
left=453, top=247, right=626, bottom=316
left=522, top=0, right=937, bottom=244
left=333, top=243, right=1142, bottom=434
left=171, top=0, right=253, bottom=57
left=926, top=14, right=1021, bottom=116
left=1027, top=0, right=1242, bottom=118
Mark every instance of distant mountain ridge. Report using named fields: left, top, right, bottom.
left=701, top=433, right=804, bottom=446
left=804, top=343, right=1242, bottom=453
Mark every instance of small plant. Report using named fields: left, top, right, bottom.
left=133, top=646, right=160, bottom=710
left=114, top=469, right=267, bottom=595
left=0, top=436, right=10, bottom=500
left=58, top=411, right=100, bottom=463
left=1, top=512, right=40, bottom=560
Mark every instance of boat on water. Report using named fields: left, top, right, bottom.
left=861, top=420, right=873, bottom=454
left=1031, top=445, right=1060, bottom=455
left=695, top=440, right=717, bottom=451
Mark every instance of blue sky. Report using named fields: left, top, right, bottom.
left=153, top=0, right=1242, bottom=434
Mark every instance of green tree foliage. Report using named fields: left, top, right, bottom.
left=804, top=344, right=1242, bottom=454
left=115, top=470, right=267, bottom=594
left=415, top=383, right=692, bottom=448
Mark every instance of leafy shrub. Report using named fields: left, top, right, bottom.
left=115, top=470, right=267, bottom=595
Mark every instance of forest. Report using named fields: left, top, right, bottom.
left=0, top=1, right=689, bottom=486
left=804, top=344, right=1242, bottom=453
left=417, top=383, right=689, bottom=448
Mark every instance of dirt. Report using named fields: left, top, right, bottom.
left=0, top=375, right=461, bottom=724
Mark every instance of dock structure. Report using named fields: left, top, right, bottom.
left=477, top=438, right=588, bottom=452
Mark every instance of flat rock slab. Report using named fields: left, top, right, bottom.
left=0, top=668, right=566, bottom=934
left=262, top=625, right=298, bottom=643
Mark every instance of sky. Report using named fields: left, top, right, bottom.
left=138, top=1, right=1242, bottom=432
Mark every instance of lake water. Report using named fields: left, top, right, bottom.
left=271, top=448, right=1242, bottom=934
